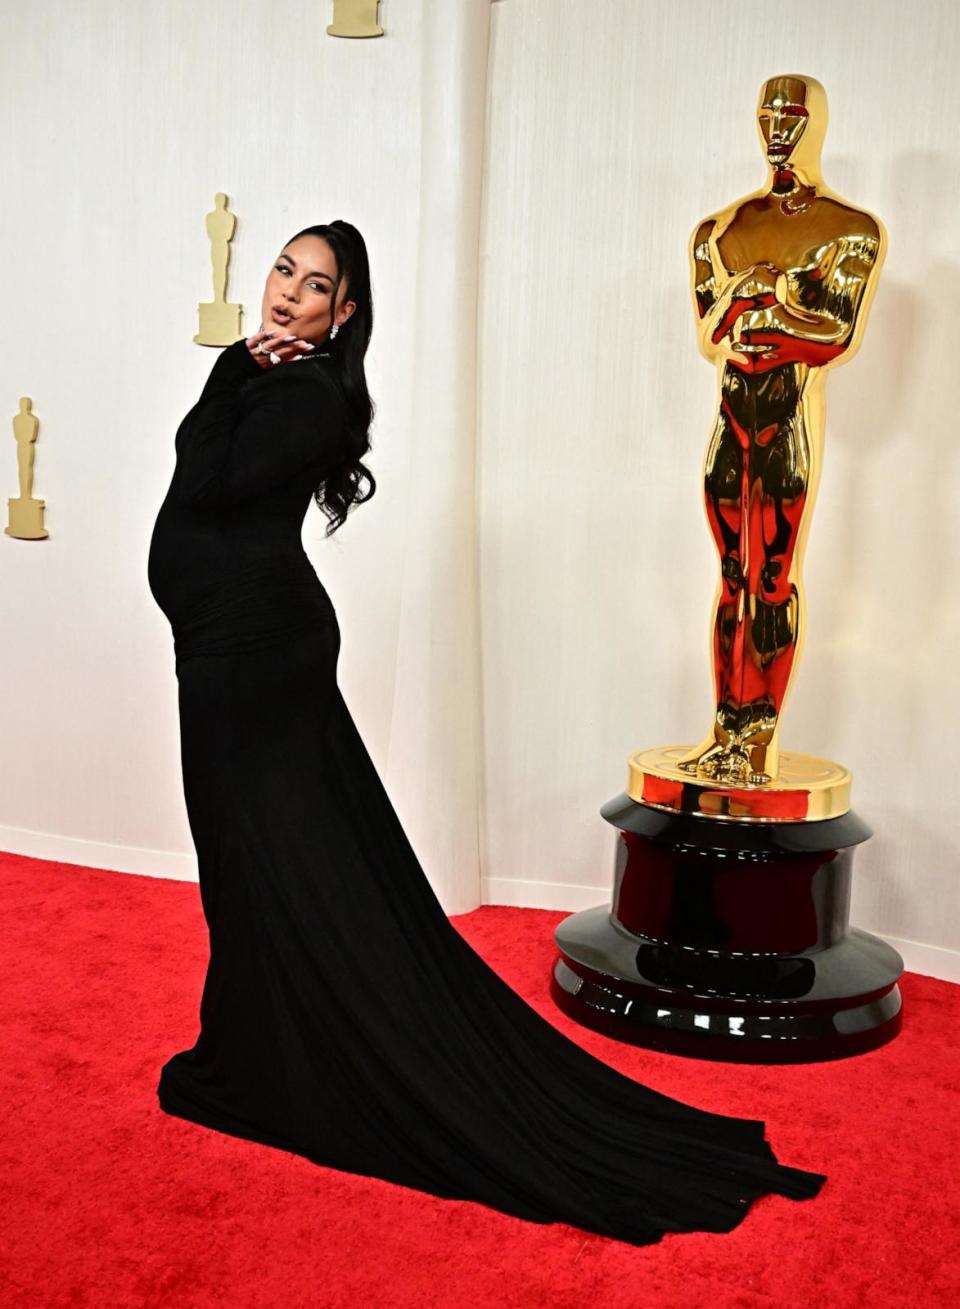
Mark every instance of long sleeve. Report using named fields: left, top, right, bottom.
left=198, top=336, right=266, bottom=401
left=173, top=344, right=348, bottom=509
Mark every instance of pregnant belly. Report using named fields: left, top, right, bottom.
left=148, top=506, right=336, bottom=663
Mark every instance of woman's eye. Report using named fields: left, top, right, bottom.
left=309, top=282, right=329, bottom=294
left=275, top=264, right=291, bottom=275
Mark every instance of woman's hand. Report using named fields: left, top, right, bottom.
left=244, top=328, right=316, bottom=370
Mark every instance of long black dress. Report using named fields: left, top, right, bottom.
left=147, top=339, right=826, bottom=1247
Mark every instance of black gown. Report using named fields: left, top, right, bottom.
left=147, top=339, right=825, bottom=1247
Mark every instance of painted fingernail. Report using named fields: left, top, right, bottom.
left=303, top=343, right=315, bottom=350
left=284, top=334, right=296, bottom=341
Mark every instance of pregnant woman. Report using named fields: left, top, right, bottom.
left=147, top=219, right=825, bottom=1247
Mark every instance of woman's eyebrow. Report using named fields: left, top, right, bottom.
left=278, top=254, right=334, bottom=281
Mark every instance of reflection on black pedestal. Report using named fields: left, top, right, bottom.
left=551, top=798, right=903, bottom=1062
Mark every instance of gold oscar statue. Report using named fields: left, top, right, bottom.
left=194, top=192, right=244, bottom=346
left=6, top=397, right=48, bottom=540
left=551, top=76, right=903, bottom=1062
left=327, top=0, right=384, bottom=38
left=632, top=73, right=886, bottom=821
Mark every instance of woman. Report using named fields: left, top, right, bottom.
left=147, top=219, right=825, bottom=1247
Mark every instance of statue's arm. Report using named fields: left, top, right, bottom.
left=689, top=218, right=775, bottom=357
left=691, top=220, right=720, bottom=319
left=768, top=231, right=883, bottom=347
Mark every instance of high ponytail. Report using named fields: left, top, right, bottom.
left=286, top=220, right=376, bottom=536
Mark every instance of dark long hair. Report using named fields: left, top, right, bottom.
left=286, top=220, right=376, bottom=536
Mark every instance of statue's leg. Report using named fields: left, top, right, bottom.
left=17, top=444, right=33, bottom=501
left=677, top=409, right=748, bottom=778
left=212, top=248, right=229, bottom=303
left=740, top=413, right=807, bottom=780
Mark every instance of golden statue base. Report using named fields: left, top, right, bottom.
left=194, top=301, right=243, bottom=346
left=628, top=745, right=850, bottom=823
left=6, top=496, right=48, bottom=540
left=326, top=0, right=384, bottom=37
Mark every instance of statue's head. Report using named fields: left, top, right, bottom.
left=756, top=75, right=828, bottom=178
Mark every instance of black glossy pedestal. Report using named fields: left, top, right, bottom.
left=551, top=795, right=903, bottom=1062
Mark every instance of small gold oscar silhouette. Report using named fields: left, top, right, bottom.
left=6, top=397, right=48, bottom=540
left=327, top=0, right=384, bottom=38
left=194, top=192, right=243, bottom=346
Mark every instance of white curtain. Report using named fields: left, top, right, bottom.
left=2, top=0, right=958, bottom=976
left=381, top=0, right=491, bottom=914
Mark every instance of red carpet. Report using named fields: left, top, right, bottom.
left=1, top=849, right=957, bottom=1309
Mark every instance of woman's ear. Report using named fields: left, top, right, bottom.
left=337, top=300, right=357, bottom=327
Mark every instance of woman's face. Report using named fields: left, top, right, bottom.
left=261, top=235, right=356, bottom=345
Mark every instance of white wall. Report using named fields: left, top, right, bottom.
left=2, top=0, right=958, bottom=978
left=477, top=0, right=960, bottom=978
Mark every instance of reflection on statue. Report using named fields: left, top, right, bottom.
left=327, top=0, right=384, bottom=38
left=194, top=192, right=243, bottom=346
left=677, top=74, right=885, bottom=785
left=6, top=397, right=48, bottom=540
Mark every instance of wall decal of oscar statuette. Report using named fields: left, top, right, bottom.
left=195, top=192, right=244, bottom=346
left=6, top=397, right=48, bottom=540
left=327, top=0, right=384, bottom=39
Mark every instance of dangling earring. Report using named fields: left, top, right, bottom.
left=329, top=322, right=340, bottom=340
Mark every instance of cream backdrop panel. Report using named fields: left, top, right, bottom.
left=0, top=0, right=488, bottom=912
left=2, top=0, right=959, bottom=975
left=477, top=0, right=960, bottom=973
